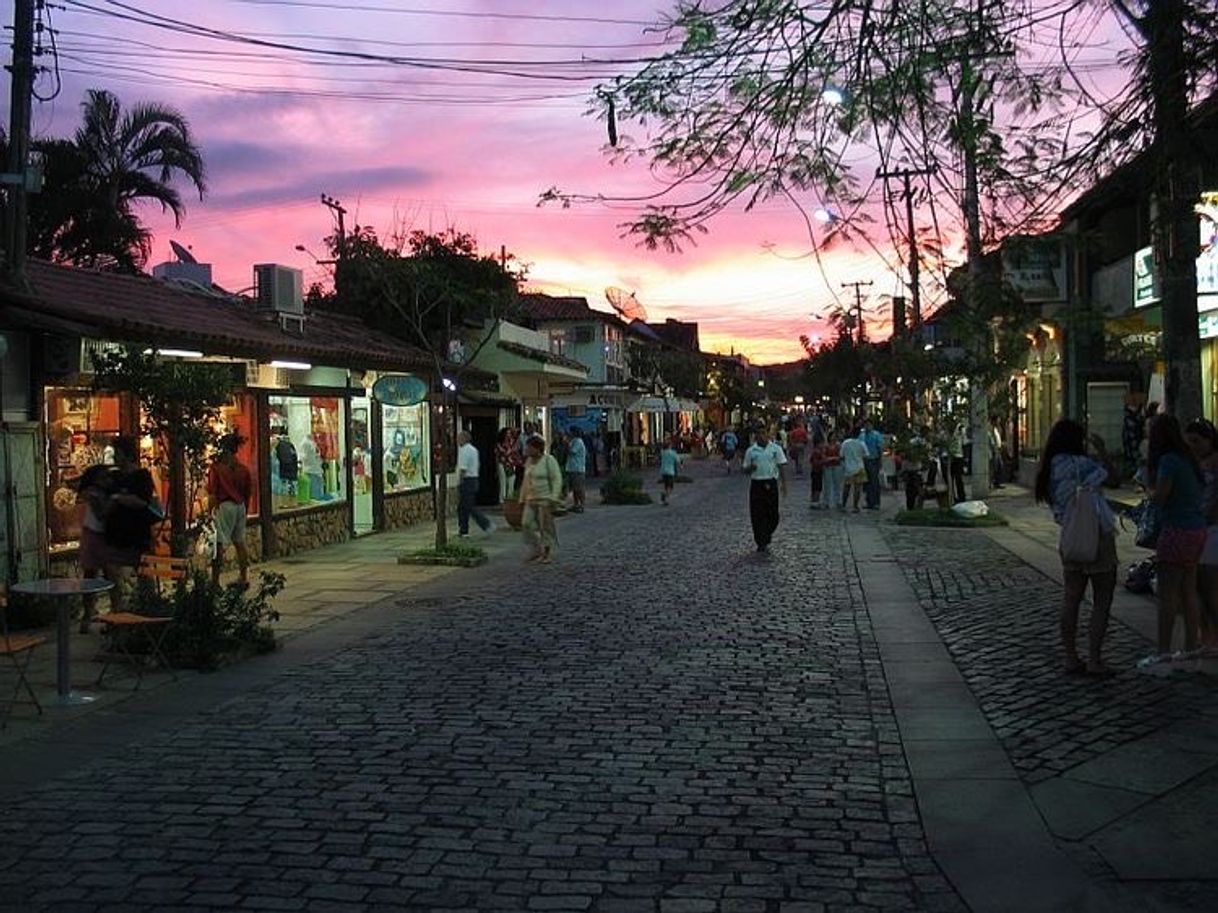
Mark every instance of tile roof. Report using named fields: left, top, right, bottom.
left=519, top=292, right=625, bottom=326
left=1, top=259, right=435, bottom=372
left=496, top=340, right=589, bottom=373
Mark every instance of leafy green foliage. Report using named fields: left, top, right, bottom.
left=5, top=89, right=206, bottom=271
left=90, top=346, right=234, bottom=483
left=628, top=344, right=704, bottom=400
left=894, top=509, right=1008, bottom=528
left=323, top=226, right=522, bottom=357
left=119, top=569, right=284, bottom=671
left=600, top=470, right=653, bottom=505
left=398, top=542, right=488, bottom=566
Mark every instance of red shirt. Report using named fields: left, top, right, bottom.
left=208, top=460, right=252, bottom=507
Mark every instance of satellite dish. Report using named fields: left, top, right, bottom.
left=169, top=240, right=198, bottom=264
left=604, top=286, right=648, bottom=322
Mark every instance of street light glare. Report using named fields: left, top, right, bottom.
left=813, top=207, right=837, bottom=224
left=821, top=86, right=845, bottom=106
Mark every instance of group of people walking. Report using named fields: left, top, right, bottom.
left=1037, top=413, right=1218, bottom=675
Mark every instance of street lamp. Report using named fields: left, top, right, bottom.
left=295, top=243, right=335, bottom=266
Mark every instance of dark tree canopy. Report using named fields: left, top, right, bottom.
left=5, top=89, right=207, bottom=272
left=325, top=226, right=522, bottom=359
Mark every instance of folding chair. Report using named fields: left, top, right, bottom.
left=0, top=589, right=49, bottom=729
left=94, top=556, right=186, bottom=690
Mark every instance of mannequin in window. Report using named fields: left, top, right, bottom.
left=273, top=428, right=299, bottom=500
left=298, top=433, right=325, bottom=501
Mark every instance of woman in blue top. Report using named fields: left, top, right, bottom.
left=1148, top=414, right=1207, bottom=661
left=1034, top=419, right=1116, bottom=675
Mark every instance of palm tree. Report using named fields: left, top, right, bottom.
left=0, top=91, right=207, bottom=272
left=69, top=89, right=207, bottom=271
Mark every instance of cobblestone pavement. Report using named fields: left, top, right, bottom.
left=884, top=527, right=1218, bottom=784
left=0, top=469, right=963, bottom=913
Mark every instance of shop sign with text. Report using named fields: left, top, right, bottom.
left=1135, top=191, right=1218, bottom=308
left=372, top=374, right=429, bottom=406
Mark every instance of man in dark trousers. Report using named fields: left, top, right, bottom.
left=741, top=427, right=788, bottom=551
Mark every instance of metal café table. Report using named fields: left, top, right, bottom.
left=11, top=577, right=115, bottom=705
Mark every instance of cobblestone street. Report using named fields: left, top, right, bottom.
left=884, top=529, right=1218, bottom=783
left=0, top=467, right=963, bottom=913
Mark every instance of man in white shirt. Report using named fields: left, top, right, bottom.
left=456, top=430, right=494, bottom=536
left=741, top=427, right=788, bottom=551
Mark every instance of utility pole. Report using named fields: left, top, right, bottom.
left=960, top=0, right=992, bottom=498
left=3, top=0, right=36, bottom=286
left=320, top=193, right=347, bottom=255
left=1141, top=0, right=1200, bottom=420
left=840, top=280, right=873, bottom=345
left=876, top=165, right=935, bottom=331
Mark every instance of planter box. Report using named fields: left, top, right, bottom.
left=397, top=552, right=488, bottom=568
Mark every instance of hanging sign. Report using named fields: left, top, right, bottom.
left=372, top=374, right=429, bottom=406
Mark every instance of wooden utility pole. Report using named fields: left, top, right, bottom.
left=3, top=0, right=36, bottom=286
left=877, top=166, right=935, bottom=330
left=1142, top=0, right=1201, bottom=420
left=841, top=280, right=873, bottom=345
left=320, top=193, right=347, bottom=256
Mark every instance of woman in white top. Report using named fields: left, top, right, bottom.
left=519, top=435, right=563, bottom=564
left=839, top=430, right=869, bottom=513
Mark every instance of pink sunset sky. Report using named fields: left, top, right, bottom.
left=12, top=1, right=1136, bottom=363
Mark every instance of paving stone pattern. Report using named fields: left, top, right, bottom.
left=885, top=528, right=1218, bottom=784
left=0, top=473, right=963, bottom=913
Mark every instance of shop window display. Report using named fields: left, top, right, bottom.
left=138, top=394, right=261, bottom=528
left=269, top=395, right=346, bottom=512
left=382, top=403, right=429, bottom=492
left=46, top=389, right=125, bottom=548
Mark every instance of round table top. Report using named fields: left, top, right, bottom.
left=10, top=577, right=116, bottom=597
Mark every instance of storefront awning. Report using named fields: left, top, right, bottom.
left=627, top=396, right=700, bottom=414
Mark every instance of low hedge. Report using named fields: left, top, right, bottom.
left=894, top=508, right=1009, bottom=528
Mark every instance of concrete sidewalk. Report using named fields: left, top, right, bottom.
left=0, top=505, right=538, bottom=747
left=870, top=483, right=1218, bottom=912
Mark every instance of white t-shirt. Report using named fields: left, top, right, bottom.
left=840, top=437, right=868, bottom=476
left=457, top=442, right=480, bottom=479
left=743, top=441, right=788, bottom=480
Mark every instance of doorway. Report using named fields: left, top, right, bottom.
left=461, top=410, right=501, bottom=506
left=351, top=395, right=374, bottom=536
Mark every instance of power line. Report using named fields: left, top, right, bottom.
left=223, top=0, right=656, bottom=27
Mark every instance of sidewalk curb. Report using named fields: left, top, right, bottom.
left=849, top=522, right=1128, bottom=913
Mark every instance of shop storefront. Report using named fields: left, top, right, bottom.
left=3, top=259, right=445, bottom=576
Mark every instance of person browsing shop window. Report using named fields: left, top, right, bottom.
left=207, top=432, right=252, bottom=586
left=742, top=427, right=788, bottom=551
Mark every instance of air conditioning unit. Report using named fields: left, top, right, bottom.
left=253, top=264, right=304, bottom=315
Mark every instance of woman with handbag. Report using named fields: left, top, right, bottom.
left=519, top=434, right=563, bottom=564
left=1143, top=414, right=1207, bottom=666
left=1034, top=419, right=1117, bottom=675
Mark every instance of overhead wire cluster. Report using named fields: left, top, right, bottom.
left=53, top=0, right=673, bottom=108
